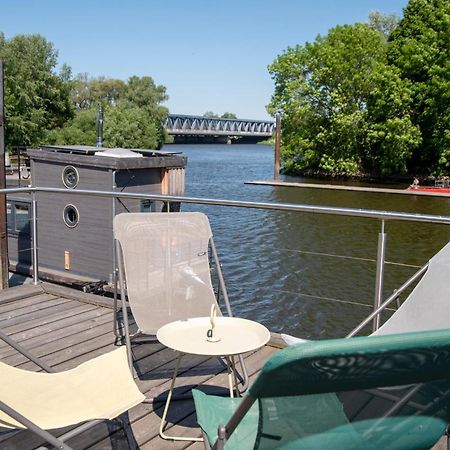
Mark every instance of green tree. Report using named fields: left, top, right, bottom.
left=221, top=112, right=237, bottom=119
left=46, top=108, right=97, bottom=145
left=203, top=111, right=219, bottom=118
left=104, top=104, right=165, bottom=149
left=0, top=33, right=73, bottom=148
left=267, top=21, right=420, bottom=176
left=368, top=11, right=399, bottom=40
left=50, top=74, right=169, bottom=149
left=387, top=0, right=450, bottom=174
left=71, top=73, right=126, bottom=109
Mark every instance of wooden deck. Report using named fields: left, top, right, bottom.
left=0, top=283, right=281, bottom=450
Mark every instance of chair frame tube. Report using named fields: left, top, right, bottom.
left=211, top=395, right=256, bottom=450
left=346, top=262, right=429, bottom=338
left=115, top=239, right=133, bottom=370
left=0, top=399, right=73, bottom=450
left=0, top=328, right=54, bottom=373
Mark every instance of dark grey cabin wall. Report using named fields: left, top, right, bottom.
left=33, top=160, right=115, bottom=281
left=30, top=157, right=171, bottom=282
left=114, top=169, right=163, bottom=214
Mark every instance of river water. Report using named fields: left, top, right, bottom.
left=164, top=144, right=450, bottom=339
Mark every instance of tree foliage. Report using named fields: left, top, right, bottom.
left=203, top=111, right=238, bottom=119
left=268, top=22, right=420, bottom=176
left=49, top=75, right=169, bottom=149
left=221, top=112, right=237, bottom=119
left=0, top=33, right=73, bottom=148
left=368, top=11, right=399, bottom=40
left=387, top=0, right=450, bottom=174
left=203, top=111, right=219, bottom=118
left=268, top=2, right=449, bottom=177
left=0, top=32, right=170, bottom=150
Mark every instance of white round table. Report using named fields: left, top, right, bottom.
left=156, top=316, right=270, bottom=441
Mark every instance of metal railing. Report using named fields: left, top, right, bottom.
left=2, top=185, right=450, bottom=332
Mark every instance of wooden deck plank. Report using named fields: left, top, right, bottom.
left=1, top=298, right=93, bottom=329
left=41, top=282, right=118, bottom=309
left=0, top=284, right=44, bottom=305
left=184, top=443, right=204, bottom=450
left=0, top=295, right=68, bottom=322
left=2, top=302, right=100, bottom=335
left=0, top=311, right=113, bottom=359
left=17, top=331, right=117, bottom=371
left=3, top=317, right=114, bottom=367
left=0, top=293, right=63, bottom=316
left=0, top=306, right=111, bottom=352
left=269, top=332, right=287, bottom=349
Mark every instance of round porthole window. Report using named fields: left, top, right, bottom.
left=63, top=204, right=79, bottom=228
left=62, top=166, right=79, bottom=189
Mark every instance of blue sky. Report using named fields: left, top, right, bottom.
left=1, top=0, right=408, bottom=120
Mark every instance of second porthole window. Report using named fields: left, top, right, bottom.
left=63, top=204, right=79, bottom=228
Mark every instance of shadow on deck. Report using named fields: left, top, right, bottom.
left=0, top=283, right=282, bottom=450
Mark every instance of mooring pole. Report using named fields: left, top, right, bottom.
left=0, top=61, right=9, bottom=289
left=274, top=113, right=281, bottom=179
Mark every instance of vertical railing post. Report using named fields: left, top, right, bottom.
left=31, top=190, right=39, bottom=285
left=274, top=113, right=281, bottom=180
left=0, top=60, right=8, bottom=290
left=373, top=220, right=387, bottom=331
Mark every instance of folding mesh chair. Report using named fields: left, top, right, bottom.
left=0, top=329, right=144, bottom=450
left=194, top=328, right=450, bottom=449
left=113, top=212, right=248, bottom=390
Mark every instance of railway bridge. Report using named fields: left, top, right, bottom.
left=164, top=114, right=274, bottom=143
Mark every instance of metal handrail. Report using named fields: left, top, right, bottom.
left=2, top=186, right=450, bottom=224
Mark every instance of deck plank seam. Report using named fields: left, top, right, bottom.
left=0, top=313, right=114, bottom=360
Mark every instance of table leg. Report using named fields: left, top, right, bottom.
left=225, top=356, right=239, bottom=398
left=159, top=353, right=203, bottom=442
left=230, top=355, right=239, bottom=397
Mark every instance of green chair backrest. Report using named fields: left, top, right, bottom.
left=250, top=328, right=450, bottom=397
left=246, top=329, right=450, bottom=449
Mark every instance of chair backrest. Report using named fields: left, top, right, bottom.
left=114, top=212, right=220, bottom=334
left=245, top=328, right=450, bottom=449
left=373, top=240, right=450, bottom=336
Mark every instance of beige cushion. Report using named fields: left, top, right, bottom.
left=0, top=346, right=144, bottom=429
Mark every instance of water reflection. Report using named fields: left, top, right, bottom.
left=164, top=144, right=450, bottom=338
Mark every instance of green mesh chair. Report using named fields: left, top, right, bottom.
left=193, top=328, right=450, bottom=449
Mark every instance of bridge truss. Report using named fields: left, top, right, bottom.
left=164, top=114, right=274, bottom=138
